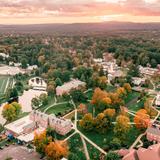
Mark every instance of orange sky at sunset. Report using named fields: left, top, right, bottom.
left=0, top=0, right=160, bottom=24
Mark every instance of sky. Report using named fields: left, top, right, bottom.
left=0, top=0, right=160, bottom=24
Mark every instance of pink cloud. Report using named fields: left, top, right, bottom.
left=0, top=0, right=160, bottom=18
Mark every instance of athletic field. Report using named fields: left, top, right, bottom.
left=0, top=76, right=14, bottom=95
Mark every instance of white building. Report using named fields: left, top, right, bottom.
left=27, top=65, right=38, bottom=71
left=0, top=53, right=9, bottom=59
left=56, top=79, right=86, bottom=96
left=132, top=77, right=146, bottom=86
left=139, top=66, right=159, bottom=77
left=155, top=94, right=160, bottom=106
left=28, top=77, right=47, bottom=91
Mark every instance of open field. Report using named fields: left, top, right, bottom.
left=45, top=103, right=74, bottom=116
left=0, top=76, right=14, bottom=103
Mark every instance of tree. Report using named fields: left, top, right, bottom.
left=97, top=76, right=108, bottom=89
left=31, top=97, right=40, bottom=108
left=47, top=84, right=55, bottom=96
left=77, top=104, right=88, bottom=115
left=114, top=115, right=131, bottom=140
left=5, top=87, right=18, bottom=100
left=34, top=130, right=52, bottom=156
left=91, top=88, right=108, bottom=107
left=68, top=153, right=80, bottom=160
left=38, top=55, right=45, bottom=65
left=21, top=58, right=28, bottom=69
left=11, top=102, right=22, bottom=116
left=70, top=89, right=87, bottom=103
left=55, top=78, right=63, bottom=87
left=94, top=113, right=109, bottom=133
left=79, top=113, right=94, bottom=131
left=105, top=151, right=121, bottom=160
left=134, top=109, right=150, bottom=129
left=123, top=83, right=132, bottom=93
left=2, top=104, right=16, bottom=122
left=39, top=93, right=48, bottom=106
left=103, top=108, right=116, bottom=118
left=116, top=87, right=126, bottom=97
left=45, top=141, right=68, bottom=160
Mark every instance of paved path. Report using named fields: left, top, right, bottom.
left=70, top=97, right=107, bottom=156
left=63, top=131, right=77, bottom=142
left=80, top=135, right=90, bottom=160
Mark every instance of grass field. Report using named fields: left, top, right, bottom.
left=45, top=103, right=74, bottom=116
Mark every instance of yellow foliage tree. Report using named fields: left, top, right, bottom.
left=34, top=130, right=52, bottom=155
left=114, top=115, right=131, bottom=140
left=79, top=113, right=94, bottom=131
left=116, top=87, right=127, bottom=97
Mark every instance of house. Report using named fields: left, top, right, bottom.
left=146, top=120, right=160, bottom=142
left=132, top=77, right=146, bottom=86
left=56, top=79, right=86, bottom=96
left=5, top=111, right=72, bottom=142
left=155, top=94, right=160, bottom=106
left=119, top=143, right=160, bottom=160
left=28, top=77, right=47, bottom=91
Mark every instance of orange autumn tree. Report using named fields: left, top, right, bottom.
left=134, top=109, right=150, bottom=129
left=103, top=108, right=116, bottom=118
left=116, top=87, right=127, bottom=97
left=123, top=83, right=132, bottom=93
left=34, top=130, right=52, bottom=155
left=91, top=88, right=108, bottom=105
left=45, top=141, right=68, bottom=160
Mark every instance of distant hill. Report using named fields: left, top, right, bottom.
left=0, top=21, right=160, bottom=34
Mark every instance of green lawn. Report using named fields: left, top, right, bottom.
left=39, top=96, right=55, bottom=112
left=45, top=103, right=74, bottom=116
left=68, top=133, right=86, bottom=160
left=86, top=140, right=103, bottom=159
left=105, top=85, right=116, bottom=92
left=79, top=125, right=142, bottom=150
left=124, top=91, right=140, bottom=105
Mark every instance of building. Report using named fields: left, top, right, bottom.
left=28, top=77, right=47, bottom=91
left=146, top=121, right=160, bottom=142
left=155, top=94, right=160, bottom=106
left=132, top=77, right=146, bottom=86
left=27, top=65, right=38, bottom=71
left=0, top=53, right=9, bottom=59
left=119, top=143, right=160, bottom=160
left=5, top=111, right=72, bottom=142
left=30, top=111, right=72, bottom=135
left=0, top=65, right=25, bottom=75
left=56, top=79, right=86, bottom=96
left=139, top=66, right=159, bottom=77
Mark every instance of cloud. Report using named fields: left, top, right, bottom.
left=0, top=0, right=160, bottom=20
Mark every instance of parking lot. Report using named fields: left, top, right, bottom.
left=0, top=145, right=41, bottom=160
